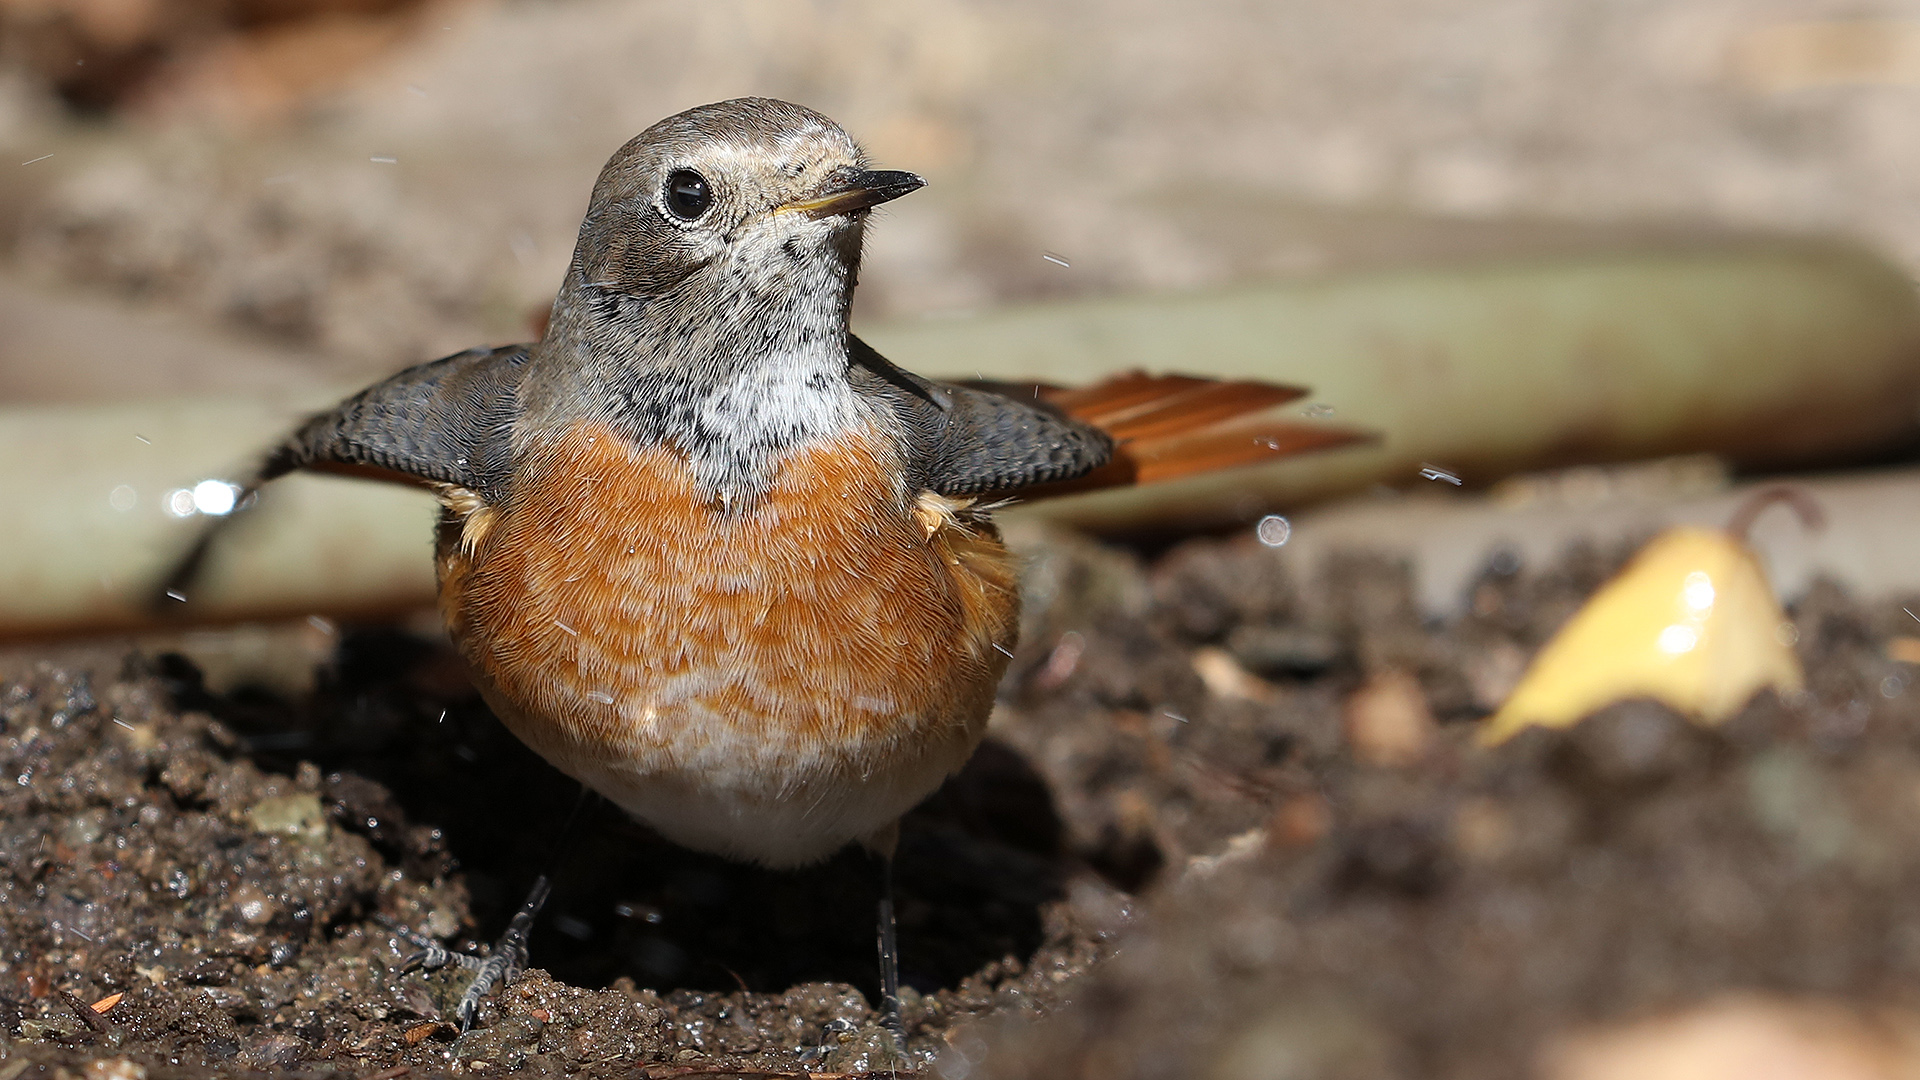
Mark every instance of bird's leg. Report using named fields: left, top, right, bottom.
left=877, top=853, right=904, bottom=1050
left=862, top=819, right=908, bottom=1054
left=401, top=783, right=588, bottom=1028
left=401, top=876, right=551, bottom=1031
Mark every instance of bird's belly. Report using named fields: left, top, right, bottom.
left=436, top=420, right=1019, bottom=866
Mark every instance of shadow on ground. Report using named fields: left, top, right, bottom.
left=159, top=629, right=1071, bottom=1003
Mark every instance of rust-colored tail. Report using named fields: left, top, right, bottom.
left=1000, top=371, right=1369, bottom=498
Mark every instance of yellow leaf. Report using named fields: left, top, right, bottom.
left=1482, top=527, right=1803, bottom=744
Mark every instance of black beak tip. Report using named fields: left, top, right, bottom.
left=861, top=169, right=927, bottom=203
left=790, top=168, right=929, bottom=217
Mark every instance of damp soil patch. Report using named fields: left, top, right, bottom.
left=1, top=527, right=1918, bottom=1078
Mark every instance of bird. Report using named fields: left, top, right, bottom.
left=163, top=96, right=1360, bottom=1041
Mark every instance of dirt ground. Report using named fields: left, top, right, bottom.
left=3, top=521, right=1920, bottom=1078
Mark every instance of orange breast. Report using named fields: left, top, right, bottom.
left=435, top=418, right=1018, bottom=861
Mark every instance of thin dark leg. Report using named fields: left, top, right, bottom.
left=399, top=786, right=592, bottom=1030
left=458, top=874, right=551, bottom=1029
left=876, top=852, right=906, bottom=1053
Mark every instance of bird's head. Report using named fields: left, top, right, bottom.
left=567, top=98, right=923, bottom=311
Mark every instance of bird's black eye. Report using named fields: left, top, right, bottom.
left=663, top=169, right=711, bottom=220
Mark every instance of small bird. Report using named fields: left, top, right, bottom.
left=168, top=97, right=1357, bottom=1035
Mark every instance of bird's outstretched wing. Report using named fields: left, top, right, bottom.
left=851, top=335, right=1367, bottom=501
left=261, top=344, right=531, bottom=500
left=156, top=344, right=529, bottom=606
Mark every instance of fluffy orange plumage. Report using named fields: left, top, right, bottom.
left=438, top=419, right=1017, bottom=866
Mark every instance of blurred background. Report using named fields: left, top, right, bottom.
left=12, top=0, right=1920, bottom=631
left=3, top=0, right=1920, bottom=396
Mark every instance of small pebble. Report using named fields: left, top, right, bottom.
left=1344, top=669, right=1436, bottom=767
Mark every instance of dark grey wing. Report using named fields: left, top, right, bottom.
left=156, top=344, right=529, bottom=607
left=848, top=335, right=1113, bottom=496
left=262, top=344, right=530, bottom=501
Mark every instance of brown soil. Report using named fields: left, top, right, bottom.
left=1, top=525, right=1917, bottom=1078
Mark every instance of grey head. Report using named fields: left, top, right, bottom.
left=524, top=97, right=925, bottom=504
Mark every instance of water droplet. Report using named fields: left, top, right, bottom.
left=108, top=485, right=136, bottom=512
left=190, top=479, right=239, bottom=516
left=1255, top=515, right=1291, bottom=547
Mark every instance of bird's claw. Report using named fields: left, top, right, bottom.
left=449, top=950, right=518, bottom=1031
left=399, top=942, right=482, bottom=976
left=393, top=876, right=552, bottom=1032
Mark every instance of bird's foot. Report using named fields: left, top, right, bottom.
left=798, top=1016, right=916, bottom=1073
left=398, top=876, right=551, bottom=1031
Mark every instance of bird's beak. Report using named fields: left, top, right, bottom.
left=778, top=169, right=926, bottom=218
